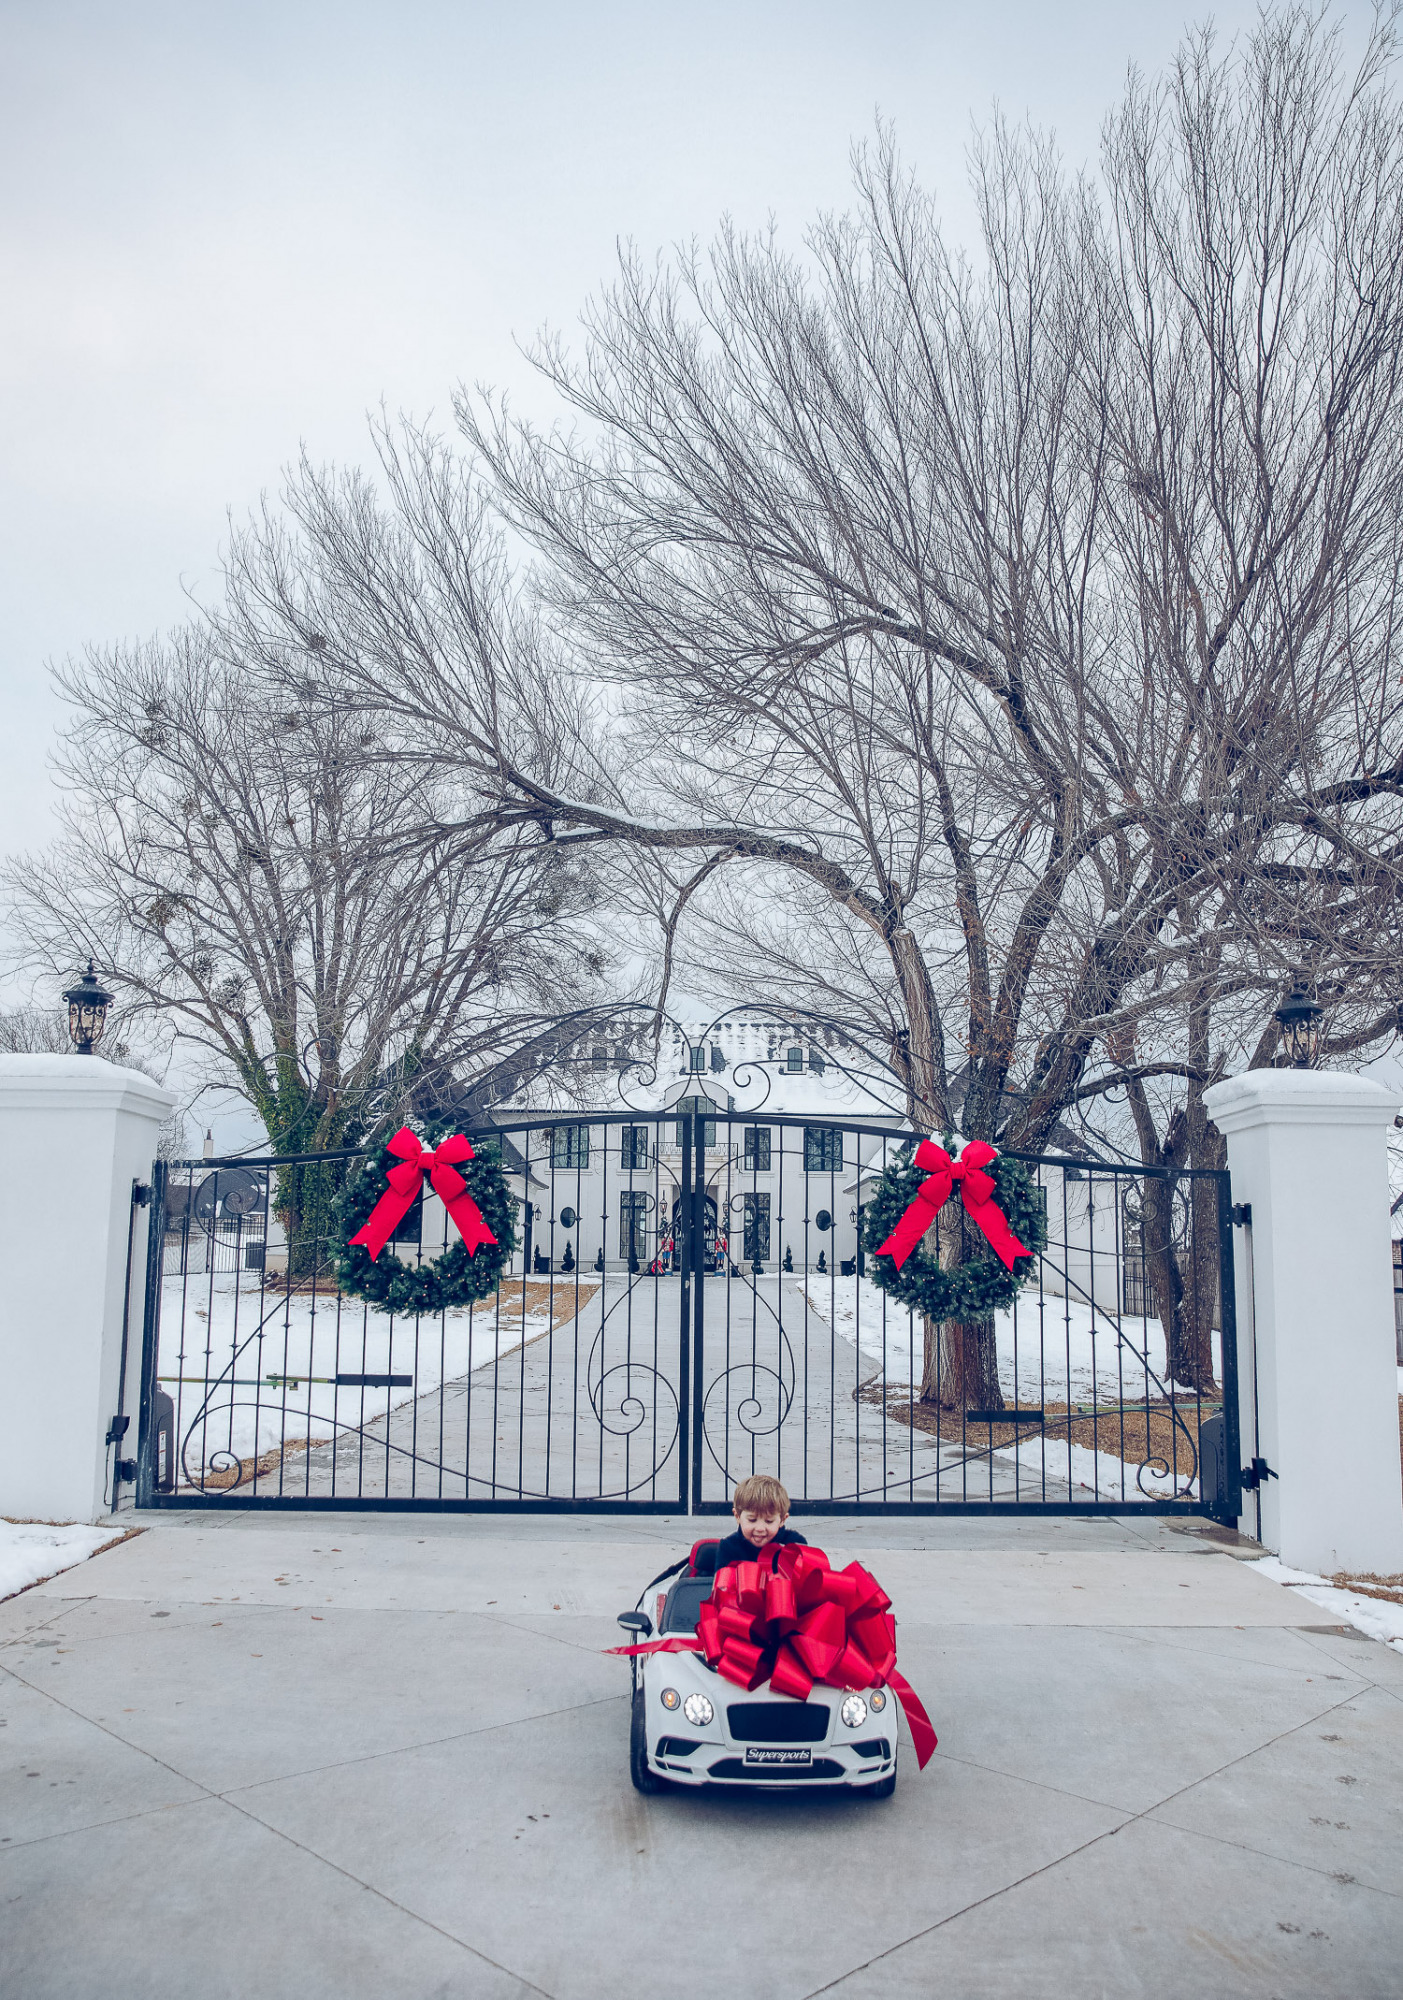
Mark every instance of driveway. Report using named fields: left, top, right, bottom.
left=3, top=1509, right=1401, bottom=1998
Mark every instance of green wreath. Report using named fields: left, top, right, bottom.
left=862, top=1142, right=1047, bottom=1322
left=332, top=1119, right=518, bottom=1315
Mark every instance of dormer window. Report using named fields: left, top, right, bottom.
left=690, top=1046, right=706, bottom=1073
left=786, top=1047, right=803, bottom=1072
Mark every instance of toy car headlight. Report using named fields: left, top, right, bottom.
left=869, top=1689, right=887, bottom=1712
left=840, top=1695, right=868, bottom=1729
left=660, top=1687, right=681, bottom=1710
left=682, top=1693, right=714, bottom=1727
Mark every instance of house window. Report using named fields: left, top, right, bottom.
left=803, top=1126, right=842, bottom=1172
left=743, top=1126, right=771, bottom=1171
left=551, top=1124, right=590, bottom=1170
left=786, top=1046, right=804, bottom=1071
left=743, top=1192, right=771, bottom=1263
left=589, top=1044, right=607, bottom=1067
left=619, top=1125, right=649, bottom=1171
left=675, top=1096, right=716, bottom=1148
left=619, top=1190, right=649, bottom=1262
left=689, top=1045, right=706, bottom=1072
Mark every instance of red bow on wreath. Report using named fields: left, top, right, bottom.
left=609, top=1542, right=937, bottom=1768
left=348, top=1127, right=498, bottom=1263
left=875, top=1138, right=1029, bottom=1273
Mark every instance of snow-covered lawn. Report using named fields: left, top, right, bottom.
left=0, top=1520, right=130, bottom=1600
left=159, top=1274, right=601, bottom=1475
left=797, top=1274, right=1219, bottom=1406
left=797, top=1275, right=1212, bottom=1498
left=1250, top=1556, right=1403, bottom=1653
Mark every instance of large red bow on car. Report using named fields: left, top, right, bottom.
left=348, top=1127, right=497, bottom=1262
left=875, top=1138, right=1029, bottom=1273
left=610, top=1542, right=937, bottom=1768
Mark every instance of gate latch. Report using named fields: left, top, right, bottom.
left=1231, top=1202, right=1252, bottom=1227
left=1240, top=1456, right=1277, bottom=1490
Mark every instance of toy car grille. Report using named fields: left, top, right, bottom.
left=726, top=1701, right=829, bottom=1743
left=707, top=1757, right=846, bottom=1781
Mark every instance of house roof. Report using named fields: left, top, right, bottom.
left=492, top=1013, right=909, bottom=1124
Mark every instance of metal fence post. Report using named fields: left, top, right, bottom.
left=135, top=1159, right=168, bottom=1509
left=1214, top=1173, right=1244, bottom=1526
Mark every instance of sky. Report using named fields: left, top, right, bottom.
left=0, top=0, right=1384, bottom=1136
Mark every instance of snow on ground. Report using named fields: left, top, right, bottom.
left=0, top=1520, right=123, bottom=1600
left=1249, top=1556, right=1403, bottom=1653
left=160, top=1275, right=600, bottom=1473
left=797, top=1275, right=1218, bottom=1407
left=986, top=1434, right=1194, bottom=1501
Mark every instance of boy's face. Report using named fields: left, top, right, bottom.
left=737, top=1506, right=785, bottom=1547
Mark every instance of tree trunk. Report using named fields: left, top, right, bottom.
left=916, top=1201, right=1004, bottom=1411
left=920, top=1313, right=1002, bottom=1409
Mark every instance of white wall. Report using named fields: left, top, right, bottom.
left=1204, top=1068, right=1403, bottom=1575
left=0, top=1055, right=175, bottom=1521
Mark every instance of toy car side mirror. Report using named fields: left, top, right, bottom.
left=617, top=1610, right=653, bottom=1637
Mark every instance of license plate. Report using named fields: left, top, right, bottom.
left=744, top=1747, right=812, bottom=1766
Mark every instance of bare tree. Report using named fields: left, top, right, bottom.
left=2, top=617, right=607, bottom=1174
left=0, top=1005, right=70, bottom=1054
left=216, top=14, right=1403, bottom=1398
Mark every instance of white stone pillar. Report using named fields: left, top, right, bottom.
left=1203, top=1068, right=1403, bottom=1575
left=0, top=1055, right=175, bottom=1523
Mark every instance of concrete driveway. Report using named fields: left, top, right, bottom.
left=3, top=1509, right=1402, bottom=1999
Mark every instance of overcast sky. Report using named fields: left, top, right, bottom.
left=5, top=2, right=1391, bottom=1136
left=6, top=0, right=1384, bottom=1032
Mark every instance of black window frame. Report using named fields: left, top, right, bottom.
left=675, top=1096, right=716, bottom=1148
left=550, top=1123, right=590, bottom=1170
left=619, top=1124, right=649, bottom=1171
left=742, top=1191, right=771, bottom=1263
left=803, top=1125, right=843, bottom=1172
left=742, top=1126, right=771, bottom=1171
left=618, top=1189, right=650, bottom=1260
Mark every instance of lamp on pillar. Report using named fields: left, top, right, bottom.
left=1273, top=979, right=1324, bottom=1069
left=63, top=960, right=113, bottom=1055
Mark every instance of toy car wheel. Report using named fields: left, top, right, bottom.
left=629, top=1685, right=667, bottom=1794
left=861, top=1770, right=897, bottom=1800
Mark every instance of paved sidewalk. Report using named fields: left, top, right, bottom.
left=3, top=1510, right=1402, bottom=1998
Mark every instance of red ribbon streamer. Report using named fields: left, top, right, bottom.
left=875, top=1138, right=1030, bottom=1273
left=609, top=1542, right=937, bottom=1769
left=348, top=1127, right=498, bottom=1263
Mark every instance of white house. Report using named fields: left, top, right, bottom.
left=490, top=1014, right=910, bottom=1276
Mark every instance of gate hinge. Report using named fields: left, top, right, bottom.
left=114, top=1458, right=138, bottom=1484
left=1231, top=1202, right=1252, bottom=1227
left=1240, top=1456, right=1277, bottom=1490
left=132, top=1181, right=151, bottom=1207
left=105, top=1414, right=130, bottom=1448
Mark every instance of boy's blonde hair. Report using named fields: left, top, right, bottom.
left=732, top=1474, right=790, bottom=1518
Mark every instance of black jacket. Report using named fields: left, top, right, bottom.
left=708, top=1526, right=807, bottom=1572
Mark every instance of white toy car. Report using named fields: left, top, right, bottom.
left=618, top=1546, right=899, bottom=1797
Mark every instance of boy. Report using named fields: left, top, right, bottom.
left=709, top=1473, right=806, bottom=1570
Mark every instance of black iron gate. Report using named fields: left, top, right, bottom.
left=135, top=1110, right=1241, bottom=1518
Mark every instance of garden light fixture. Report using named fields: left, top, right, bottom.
left=63, top=959, right=112, bottom=1054
left=1273, top=979, right=1324, bottom=1069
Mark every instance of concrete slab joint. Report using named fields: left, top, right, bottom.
left=0, top=1053, right=176, bottom=1524
left=1203, top=1067, right=1403, bottom=1576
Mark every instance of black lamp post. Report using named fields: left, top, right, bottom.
left=1273, top=979, right=1324, bottom=1069
left=63, top=959, right=113, bottom=1055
